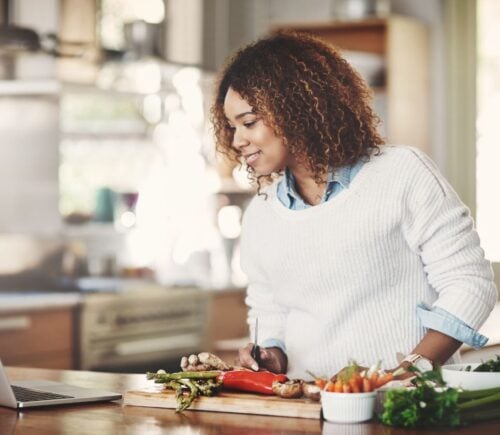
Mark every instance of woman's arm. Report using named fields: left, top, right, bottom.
left=409, top=329, right=462, bottom=366
left=239, top=201, right=290, bottom=373
left=391, top=329, right=462, bottom=378
left=391, top=149, right=498, bottom=376
left=402, top=149, right=497, bottom=350
left=238, top=281, right=289, bottom=372
left=389, top=329, right=462, bottom=380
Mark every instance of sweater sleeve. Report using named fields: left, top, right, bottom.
left=240, top=197, right=289, bottom=348
left=401, top=148, right=497, bottom=330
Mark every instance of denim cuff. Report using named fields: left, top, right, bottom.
left=261, top=338, right=287, bottom=355
left=417, top=303, right=489, bottom=349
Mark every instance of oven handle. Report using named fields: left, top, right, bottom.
left=114, top=333, right=201, bottom=356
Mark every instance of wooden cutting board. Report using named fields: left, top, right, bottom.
left=124, top=388, right=321, bottom=419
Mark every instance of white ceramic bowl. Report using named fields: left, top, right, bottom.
left=442, top=363, right=500, bottom=390
left=320, top=391, right=376, bottom=423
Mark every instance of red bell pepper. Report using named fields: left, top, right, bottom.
left=217, top=370, right=288, bottom=395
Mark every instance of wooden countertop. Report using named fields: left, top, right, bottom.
left=2, top=367, right=500, bottom=434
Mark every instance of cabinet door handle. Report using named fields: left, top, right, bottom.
left=0, top=316, right=31, bottom=332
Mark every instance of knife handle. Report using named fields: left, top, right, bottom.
left=251, top=343, right=261, bottom=365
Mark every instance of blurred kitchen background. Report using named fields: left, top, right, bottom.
left=0, top=0, right=498, bottom=373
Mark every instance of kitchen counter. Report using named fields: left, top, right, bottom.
left=0, top=292, right=81, bottom=313
left=0, top=284, right=245, bottom=314
left=2, top=366, right=500, bottom=434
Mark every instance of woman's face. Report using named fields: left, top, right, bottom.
left=224, top=87, right=290, bottom=175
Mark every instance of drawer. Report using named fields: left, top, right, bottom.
left=0, top=308, right=74, bottom=365
left=4, top=353, right=73, bottom=369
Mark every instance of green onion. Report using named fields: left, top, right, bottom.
left=457, top=386, right=500, bottom=401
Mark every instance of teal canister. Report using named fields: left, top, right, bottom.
left=93, top=187, right=115, bottom=222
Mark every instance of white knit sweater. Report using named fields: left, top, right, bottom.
left=240, top=146, right=497, bottom=379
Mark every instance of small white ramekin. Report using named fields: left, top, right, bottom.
left=320, top=391, right=376, bottom=423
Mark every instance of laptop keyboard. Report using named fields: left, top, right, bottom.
left=12, top=385, right=74, bottom=402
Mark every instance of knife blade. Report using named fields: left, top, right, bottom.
left=251, top=317, right=260, bottom=365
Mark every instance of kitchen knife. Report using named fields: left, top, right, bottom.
left=251, top=317, right=260, bottom=365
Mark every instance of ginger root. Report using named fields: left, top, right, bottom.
left=198, top=352, right=232, bottom=371
left=180, top=352, right=232, bottom=371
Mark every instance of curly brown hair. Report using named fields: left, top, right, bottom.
left=211, top=31, right=384, bottom=186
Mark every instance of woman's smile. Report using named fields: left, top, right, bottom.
left=243, top=150, right=262, bottom=165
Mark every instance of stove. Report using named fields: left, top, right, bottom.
left=78, top=282, right=208, bottom=372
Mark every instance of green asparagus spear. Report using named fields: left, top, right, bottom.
left=146, top=370, right=222, bottom=412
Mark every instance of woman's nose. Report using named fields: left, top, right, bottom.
left=232, top=127, right=248, bottom=150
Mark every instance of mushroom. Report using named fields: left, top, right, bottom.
left=302, top=382, right=321, bottom=401
left=272, top=379, right=304, bottom=398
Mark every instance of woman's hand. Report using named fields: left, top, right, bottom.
left=389, top=363, right=419, bottom=381
left=238, top=343, right=287, bottom=374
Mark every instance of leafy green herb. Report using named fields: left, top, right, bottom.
left=473, top=355, right=500, bottom=372
left=380, top=366, right=500, bottom=428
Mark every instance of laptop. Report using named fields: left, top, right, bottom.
left=0, top=360, right=122, bottom=409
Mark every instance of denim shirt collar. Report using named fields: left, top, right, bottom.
left=282, top=166, right=352, bottom=207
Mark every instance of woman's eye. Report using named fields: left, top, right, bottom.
left=244, top=120, right=256, bottom=128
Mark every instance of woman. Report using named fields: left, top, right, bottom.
left=211, top=32, right=497, bottom=379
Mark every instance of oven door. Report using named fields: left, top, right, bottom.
left=79, top=287, right=209, bottom=372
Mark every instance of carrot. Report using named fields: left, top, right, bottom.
left=350, top=372, right=363, bottom=392
left=361, top=377, right=372, bottom=392
left=306, top=370, right=328, bottom=389
left=369, top=371, right=379, bottom=385
left=334, top=379, right=343, bottom=393
left=349, top=377, right=361, bottom=393
left=375, top=372, right=394, bottom=388
left=325, top=381, right=336, bottom=392
left=357, top=373, right=365, bottom=390
left=315, top=378, right=327, bottom=389
left=342, top=382, right=351, bottom=393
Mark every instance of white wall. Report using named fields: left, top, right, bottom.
left=13, top=0, right=59, bottom=33
left=0, top=96, right=61, bottom=234
left=0, top=0, right=61, bottom=234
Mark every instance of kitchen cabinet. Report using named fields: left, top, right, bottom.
left=207, top=288, right=249, bottom=364
left=273, top=16, right=429, bottom=153
left=0, top=306, right=76, bottom=369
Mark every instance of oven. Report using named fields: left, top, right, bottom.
left=78, top=285, right=208, bottom=373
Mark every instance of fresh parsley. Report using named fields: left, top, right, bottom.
left=380, top=366, right=500, bottom=428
